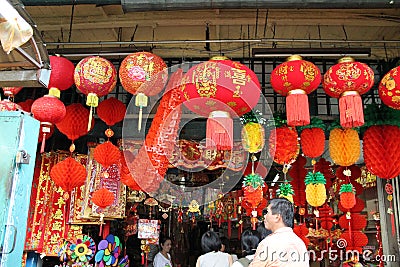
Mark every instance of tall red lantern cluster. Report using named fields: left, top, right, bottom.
left=323, top=57, right=374, bottom=128
left=180, top=57, right=261, bottom=150
left=271, top=55, right=321, bottom=126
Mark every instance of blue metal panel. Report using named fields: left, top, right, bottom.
left=0, top=111, right=40, bottom=267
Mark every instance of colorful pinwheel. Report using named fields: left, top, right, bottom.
left=57, top=240, right=71, bottom=262
left=69, top=234, right=96, bottom=263
left=95, top=234, right=122, bottom=267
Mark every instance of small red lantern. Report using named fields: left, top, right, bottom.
left=17, top=99, right=34, bottom=112
left=93, top=141, right=120, bottom=169
left=97, top=97, right=126, bottom=138
left=271, top=55, right=321, bottom=126
left=50, top=157, right=87, bottom=192
left=323, top=57, right=374, bottom=128
left=2, top=87, right=23, bottom=98
left=31, top=94, right=66, bottom=153
left=379, top=66, right=400, bottom=109
left=74, top=56, right=117, bottom=131
left=339, top=213, right=367, bottom=230
left=181, top=57, right=260, bottom=150
left=300, top=127, right=325, bottom=159
left=49, top=55, right=75, bottom=92
left=269, top=126, right=299, bottom=165
left=92, top=188, right=115, bottom=209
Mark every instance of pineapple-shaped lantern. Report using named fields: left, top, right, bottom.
left=305, top=171, right=327, bottom=207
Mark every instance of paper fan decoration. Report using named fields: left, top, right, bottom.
left=58, top=240, right=71, bottom=262
left=69, top=234, right=96, bottom=263
left=95, top=234, right=122, bottom=267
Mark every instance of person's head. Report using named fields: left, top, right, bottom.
left=159, top=236, right=172, bottom=253
left=201, top=231, right=221, bottom=253
left=256, top=223, right=272, bottom=240
left=241, top=229, right=261, bottom=256
left=219, top=236, right=229, bottom=252
left=263, top=198, right=294, bottom=232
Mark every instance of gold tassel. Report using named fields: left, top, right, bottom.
left=135, top=93, right=148, bottom=132
left=86, top=93, right=99, bottom=131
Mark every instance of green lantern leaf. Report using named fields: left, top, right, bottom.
left=363, top=104, right=400, bottom=128
left=339, top=183, right=354, bottom=194
left=304, top=171, right=326, bottom=185
left=240, top=110, right=266, bottom=125
left=278, top=183, right=294, bottom=196
left=242, top=173, right=264, bottom=188
left=265, top=112, right=287, bottom=128
left=297, top=117, right=326, bottom=132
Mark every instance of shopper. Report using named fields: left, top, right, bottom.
left=196, top=230, right=233, bottom=267
left=154, top=236, right=173, bottom=267
left=220, top=236, right=238, bottom=261
left=256, top=222, right=271, bottom=240
left=232, top=229, right=261, bottom=267
left=249, top=198, right=309, bottom=267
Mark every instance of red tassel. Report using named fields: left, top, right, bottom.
left=206, top=111, right=233, bottom=150
left=141, top=253, right=144, bottom=265
left=339, top=91, right=364, bottom=128
left=286, top=89, right=310, bottom=126
left=102, top=221, right=110, bottom=239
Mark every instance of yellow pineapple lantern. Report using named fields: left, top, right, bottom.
left=241, top=110, right=266, bottom=154
left=305, top=171, right=327, bottom=207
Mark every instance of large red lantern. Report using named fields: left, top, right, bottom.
left=93, top=141, right=120, bottom=169
left=49, top=55, right=75, bottom=92
left=97, top=97, right=126, bottom=138
left=119, top=52, right=167, bottom=131
left=50, top=157, right=86, bottom=192
left=2, top=87, right=23, bottom=99
left=323, top=57, right=374, bottom=128
left=31, top=94, right=66, bottom=153
left=74, top=56, right=117, bottom=130
left=180, top=57, right=261, bottom=150
left=379, top=66, right=400, bottom=109
left=269, top=126, right=299, bottom=165
left=271, top=55, right=321, bottom=126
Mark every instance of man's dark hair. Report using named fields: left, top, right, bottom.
left=241, top=229, right=261, bottom=255
left=269, top=198, right=294, bottom=228
left=201, top=231, right=221, bottom=253
left=256, top=223, right=272, bottom=239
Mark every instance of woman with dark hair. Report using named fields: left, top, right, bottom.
left=154, top=236, right=173, bottom=267
left=231, top=229, right=261, bottom=267
left=196, top=231, right=233, bottom=267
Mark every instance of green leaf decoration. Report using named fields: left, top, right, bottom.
left=363, top=104, right=400, bottom=128
left=297, top=117, right=326, bottom=132
left=304, top=171, right=326, bottom=185
left=278, top=183, right=294, bottom=196
left=240, top=110, right=266, bottom=125
left=242, top=173, right=264, bottom=188
left=327, top=119, right=360, bottom=133
left=265, top=112, right=286, bottom=128
left=339, top=183, right=354, bottom=194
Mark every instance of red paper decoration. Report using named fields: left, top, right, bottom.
left=50, top=157, right=86, bottom=192
left=293, top=224, right=310, bottom=247
left=269, top=126, right=299, bottom=165
left=48, top=55, right=75, bottom=91
left=289, top=155, right=307, bottom=207
left=300, top=127, right=325, bottom=158
left=92, top=188, right=115, bottom=209
left=2, top=87, right=23, bottom=97
left=97, top=97, right=126, bottom=126
left=319, top=204, right=334, bottom=230
left=270, top=55, right=321, bottom=126
left=17, top=99, right=34, bottom=112
left=180, top=57, right=260, bottom=150
left=363, top=125, right=400, bottom=179
left=93, top=141, right=120, bottom=169
left=338, top=197, right=365, bottom=213
left=340, top=230, right=368, bottom=253
left=336, top=165, right=363, bottom=195
left=339, top=213, right=367, bottom=230
left=323, top=57, right=374, bottom=128
left=0, top=99, right=20, bottom=111
left=379, top=66, right=400, bottom=109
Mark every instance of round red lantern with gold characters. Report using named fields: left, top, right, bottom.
left=379, top=66, right=400, bottom=109
left=323, top=57, right=374, bottom=128
left=271, top=55, right=321, bottom=126
left=180, top=57, right=261, bottom=150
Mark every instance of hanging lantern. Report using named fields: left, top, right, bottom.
left=93, top=141, right=120, bottom=169
left=278, top=182, right=294, bottom=203
left=74, top=56, right=117, bottom=131
left=242, top=173, right=265, bottom=229
left=17, top=99, right=34, bottom=112
left=378, top=66, right=400, bottom=109
left=92, top=188, right=115, bottom=209
left=119, top=52, right=167, bottom=131
left=289, top=155, right=307, bottom=207
left=271, top=55, right=321, bottom=126
left=50, top=157, right=87, bottom=193
left=340, top=230, right=368, bottom=253
left=336, top=165, right=364, bottom=196
left=299, top=117, right=326, bottom=159
left=269, top=126, right=299, bottom=165
left=31, top=94, right=66, bottom=153
left=0, top=98, right=20, bottom=111
left=363, top=125, right=400, bottom=179
left=56, top=103, right=94, bottom=152
left=319, top=204, right=334, bottom=230
left=49, top=55, right=75, bottom=92
left=339, top=213, right=367, bottom=230
left=240, top=110, right=266, bottom=154
left=2, top=87, right=23, bottom=99
left=338, top=196, right=365, bottom=213
left=181, top=56, right=261, bottom=150
left=323, top=57, right=374, bottom=128
left=304, top=171, right=326, bottom=207
left=329, top=127, right=360, bottom=166
left=97, top=97, right=126, bottom=138
left=293, top=224, right=310, bottom=247
left=339, top=183, right=356, bottom=209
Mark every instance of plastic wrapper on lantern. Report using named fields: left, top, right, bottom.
left=270, top=55, right=321, bottom=126
left=180, top=57, right=261, bottom=150
left=323, top=57, right=374, bottom=128
left=379, top=66, right=400, bottom=109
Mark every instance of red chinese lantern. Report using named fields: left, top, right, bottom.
left=269, top=126, right=299, bottom=165
left=17, top=99, right=34, bottom=112
left=50, top=157, right=87, bottom=192
left=48, top=55, right=75, bottom=92
left=38, top=124, right=54, bottom=143
left=56, top=103, right=94, bottom=152
left=31, top=94, right=66, bottom=153
left=180, top=57, right=261, bottom=150
left=97, top=97, right=126, bottom=138
left=119, top=52, right=167, bottom=131
left=0, top=99, right=20, bottom=111
left=300, top=127, right=325, bottom=159
left=378, top=66, right=400, bottom=109
left=74, top=56, right=117, bottom=130
left=340, top=230, right=368, bottom=253
left=293, top=224, right=310, bottom=247
left=339, top=183, right=356, bottom=209
left=2, top=87, right=23, bottom=99
left=289, top=155, right=307, bottom=207
left=339, top=213, right=367, bottom=230
left=271, top=55, right=321, bottom=126
left=93, top=141, right=120, bottom=169
left=91, top=188, right=115, bottom=209
left=338, top=196, right=365, bottom=213
left=323, top=57, right=374, bottom=128
left=363, top=125, right=400, bottom=179
left=319, top=204, right=334, bottom=230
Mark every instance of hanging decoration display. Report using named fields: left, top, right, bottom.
left=97, top=97, right=126, bottom=138
left=339, top=183, right=356, bottom=209
left=93, top=141, right=121, bottom=178
left=385, top=183, right=396, bottom=236
left=277, top=182, right=294, bottom=203
left=293, top=224, right=310, bottom=247
left=336, top=165, right=364, bottom=196
left=305, top=171, right=327, bottom=207
left=48, top=55, right=75, bottom=93
left=323, top=57, right=374, bottom=128
left=242, top=173, right=265, bottom=229
left=329, top=125, right=360, bottom=167
left=270, top=55, right=321, bottom=126
left=298, top=117, right=326, bottom=159
left=319, top=204, right=334, bottom=230
left=378, top=65, right=400, bottom=109
left=180, top=56, right=261, bottom=150
left=74, top=56, right=117, bottom=130
left=119, top=52, right=167, bottom=131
